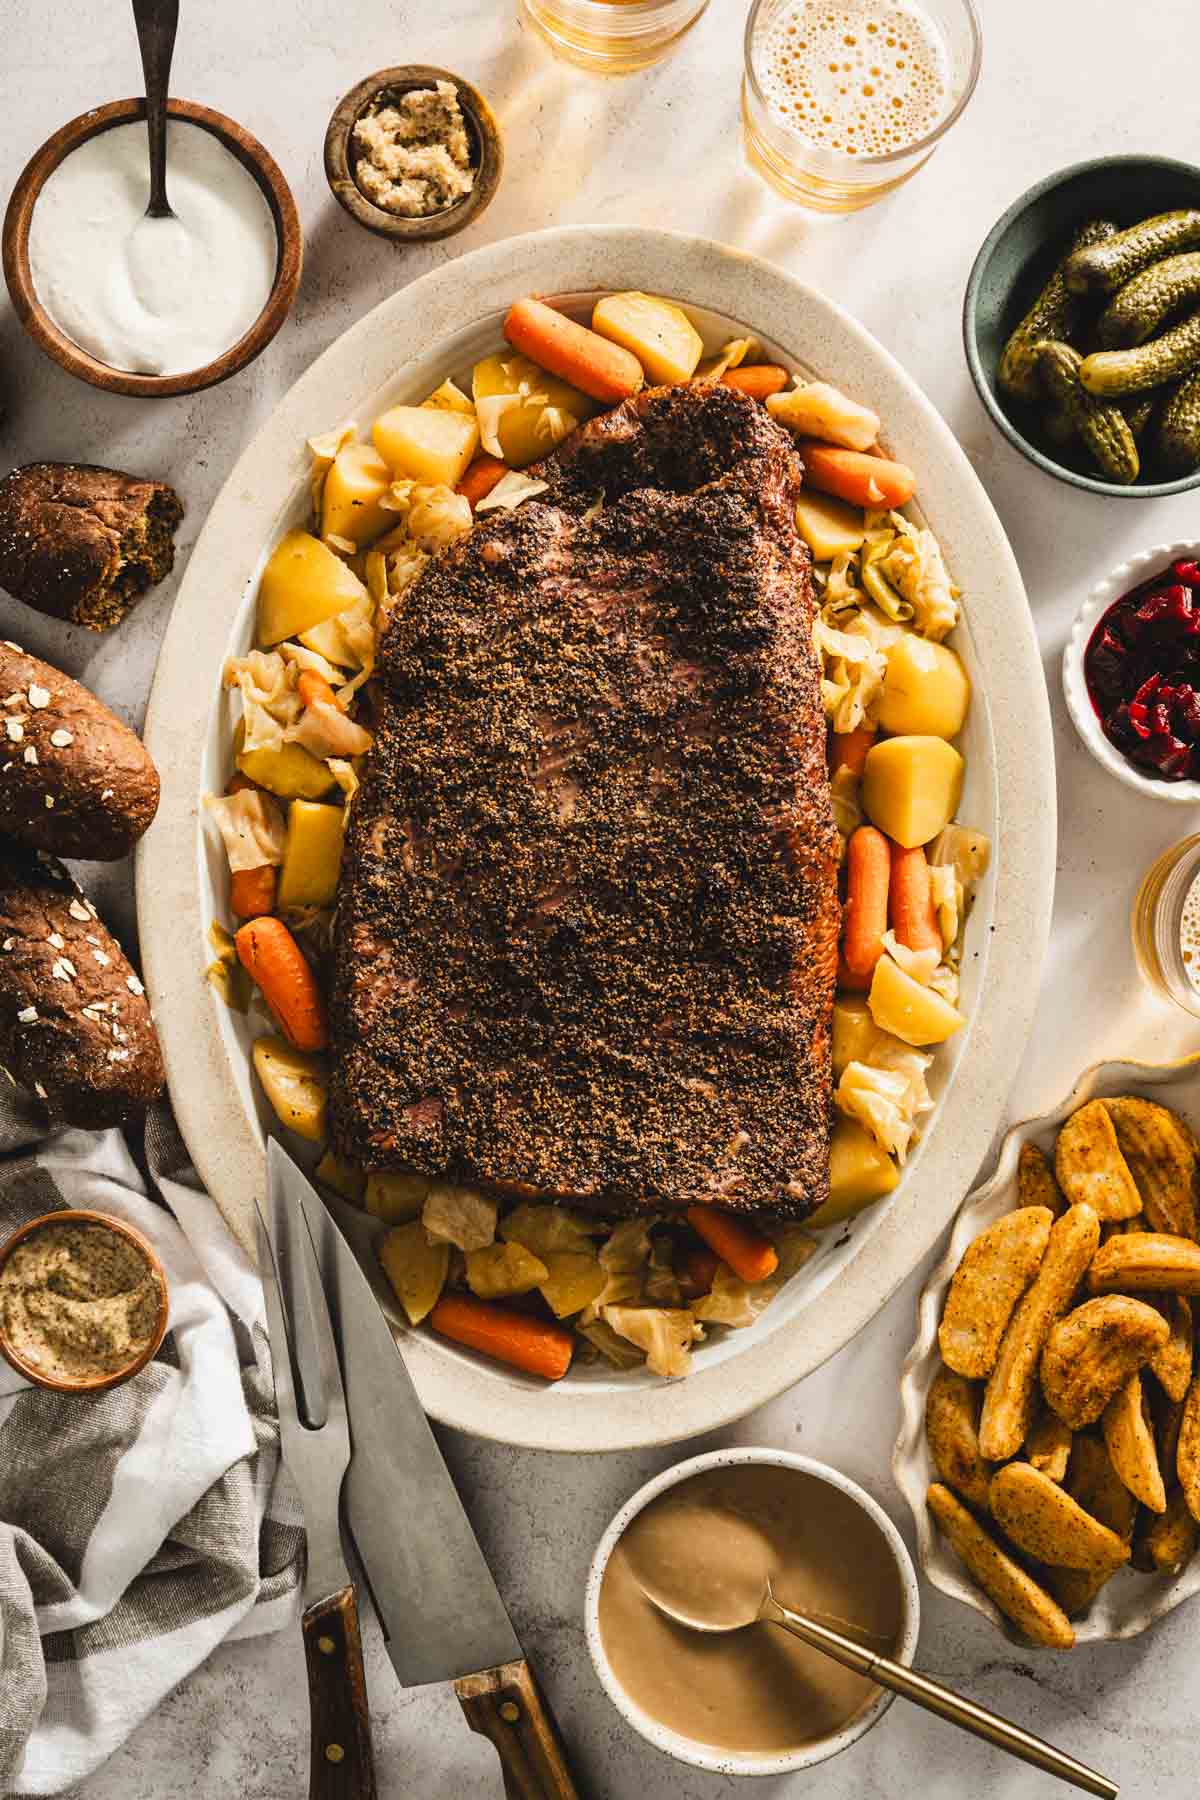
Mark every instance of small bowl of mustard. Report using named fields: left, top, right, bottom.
left=324, top=64, right=503, bottom=243
left=0, top=1209, right=168, bottom=1394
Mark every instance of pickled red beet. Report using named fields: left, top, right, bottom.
left=1085, top=564, right=1200, bottom=781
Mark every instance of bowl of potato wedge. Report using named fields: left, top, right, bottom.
left=895, top=1051, right=1200, bottom=1647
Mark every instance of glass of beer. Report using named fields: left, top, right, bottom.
left=742, top=0, right=982, bottom=212
left=520, top=0, right=711, bottom=74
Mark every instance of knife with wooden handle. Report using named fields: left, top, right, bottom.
left=278, top=1150, right=584, bottom=1798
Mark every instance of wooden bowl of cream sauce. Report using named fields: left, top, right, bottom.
left=586, top=1448, right=920, bottom=1777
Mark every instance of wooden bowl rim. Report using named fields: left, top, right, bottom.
left=324, top=65, right=504, bottom=244
left=0, top=1207, right=169, bottom=1393
left=2, top=97, right=303, bottom=399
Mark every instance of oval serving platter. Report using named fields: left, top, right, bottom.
left=137, top=226, right=1055, bottom=1452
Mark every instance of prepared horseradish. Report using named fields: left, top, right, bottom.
left=0, top=1218, right=163, bottom=1382
left=28, top=120, right=277, bottom=377
left=352, top=82, right=475, bottom=216
left=598, top=1463, right=903, bottom=1753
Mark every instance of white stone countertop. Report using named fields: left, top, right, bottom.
left=4, top=0, right=1200, bottom=1793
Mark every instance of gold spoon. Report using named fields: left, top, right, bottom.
left=647, top=1579, right=1118, bottom=1798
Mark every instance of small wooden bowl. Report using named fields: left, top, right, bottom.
left=324, top=65, right=503, bottom=243
left=3, top=97, right=303, bottom=399
left=0, top=1208, right=169, bottom=1394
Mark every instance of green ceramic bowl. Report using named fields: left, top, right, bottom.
left=963, top=155, right=1200, bottom=498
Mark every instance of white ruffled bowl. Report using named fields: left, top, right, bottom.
left=1062, top=540, right=1200, bottom=804
left=894, top=1051, right=1200, bottom=1646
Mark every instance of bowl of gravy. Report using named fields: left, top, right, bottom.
left=586, top=1448, right=920, bottom=1777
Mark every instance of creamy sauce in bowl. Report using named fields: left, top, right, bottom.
left=28, top=120, right=278, bottom=377
left=598, top=1463, right=904, bottom=1755
left=0, top=1216, right=165, bottom=1385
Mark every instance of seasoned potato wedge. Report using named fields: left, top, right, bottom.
left=1019, top=1142, right=1066, bottom=1216
left=1040, top=1294, right=1169, bottom=1428
left=251, top=1034, right=327, bottom=1141
left=1103, top=1372, right=1166, bottom=1512
left=1177, top=1369, right=1200, bottom=1524
left=989, top=1462, right=1130, bottom=1574
left=378, top=1220, right=450, bottom=1326
left=1026, top=1407, right=1073, bottom=1482
left=314, top=1150, right=365, bottom=1204
left=1054, top=1100, right=1143, bottom=1222
left=591, top=292, right=704, bottom=386
left=257, top=529, right=367, bottom=647
left=831, top=995, right=878, bottom=1078
left=1149, top=1295, right=1194, bottom=1403
left=1088, top=1231, right=1200, bottom=1296
left=1102, top=1096, right=1199, bottom=1239
left=277, top=800, right=344, bottom=910
left=807, top=1116, right=899, bottom=1227
left=926, top=1483, right=1075, bottom=1648
left=365, top=1171, right=430, bottom=1224
left=979, top=1204, right=1101, bottom=1461
left=939, top=1206, right=1051, bottom=1379
left=320, top=443, right=392, bottom=547
left=237, top=737, right=338, bottom=803
left=1043, top=1434, right=1138, bottom=1616
left=1140, top=1486, right=1199, bottom=1574
left=372, top=404, right=478, bottom=488
left=925, top=1368, right=992, bottom=1509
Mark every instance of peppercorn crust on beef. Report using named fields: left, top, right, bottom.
left=329, top=384, right=838, bottom=1219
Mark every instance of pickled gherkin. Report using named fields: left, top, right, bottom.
left=997, top=218, right=1117, bottom=404
left=1037, top=341, right=1139, bottom=484
left=1080, top=309, right=1200, bottom=398
left=1155, top=366, right=1200, bottom=474
left=1097, top=251, right=1200, bottom=348
left=1065, top=210, right=1200, bottom=296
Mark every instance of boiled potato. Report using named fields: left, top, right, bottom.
left=539, top=1251, right=607, bottom=1318
left=466, top=1241, right=549, bottom=1299
left=861, top=735, right=964, bottom=848
left=592, top=292, right=703, bottom=385
left=315, top=1149, right=365, bottom=1203
left=807, top=1117, right=899, bottom=1227
left=378, top=1220, right=450, bottom=1326
left=320, top=444, right=392, bottom=548
left=252, top=1035, right=328, bottom=1141
left=793, top=491, right=867, bottom=561
left=237, top=738, right=336, bottom=802
left=877, top=636, right=971, bottom=739
left=869, top=954, right=965, bottom=1046
left=832, top=995, right=878, bottom=1077
left=257, top=530, right=368, bottom=646
left=277, top=800, right=344, bottom=909
left=372, top=404, right=478, bottom=487
left=472, top=353, right=592, bottom=467
left=423, top=377, right=475, bottom=416
left=366, top=1171, right=430, bottom=1224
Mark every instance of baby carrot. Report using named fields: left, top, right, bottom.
left=889, top=842, right=943, bottom=956
left=235, top=916, right=328, bottom=1052
left=721, top=364, right=790, bottom=400
left=685, top=1207, right=779, bottom=1285
left=842, top=824, right=891, bottom=981
left=229, top=864, right=277, bottom=920
left=430, top=1294, right=574, bottom=1381
left=504, top=297, right=645, bottom=405
left=297, top=669, right=340, bottom=711
left=830, top=724, right=876, bottom=776
left=837, top=955, right=872, bottom=994
left=457, top=454, right=508, bottom=507
left=677, top=1242, right=721, bottom=1298
left=795, top=441, right=916, bottom=509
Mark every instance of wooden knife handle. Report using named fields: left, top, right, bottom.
left=303, top=1584, right=377, bottom=1800
left=455, top=1659, right=582, bottom=1798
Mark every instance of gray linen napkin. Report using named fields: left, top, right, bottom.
left=0, top=1087, right=303, bottom=1797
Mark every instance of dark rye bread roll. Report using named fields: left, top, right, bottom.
left=0, top=843, right=164, bottom=1128
left=0, top=643, right=159, bottom=859
left=0, top=462, right=182, bottom=631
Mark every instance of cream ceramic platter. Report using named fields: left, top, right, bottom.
left=895, top=1054, right=1200, bottom=1645
left=137, top=225, right=1055, bottom=1452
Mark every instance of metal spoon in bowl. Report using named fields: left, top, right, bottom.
left=646, top=1580, right=1118, bottom=1799
left=128, top=0, right=193, bottom=311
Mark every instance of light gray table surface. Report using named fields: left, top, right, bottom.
left=4, top=1, right=1200, bottom=1794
